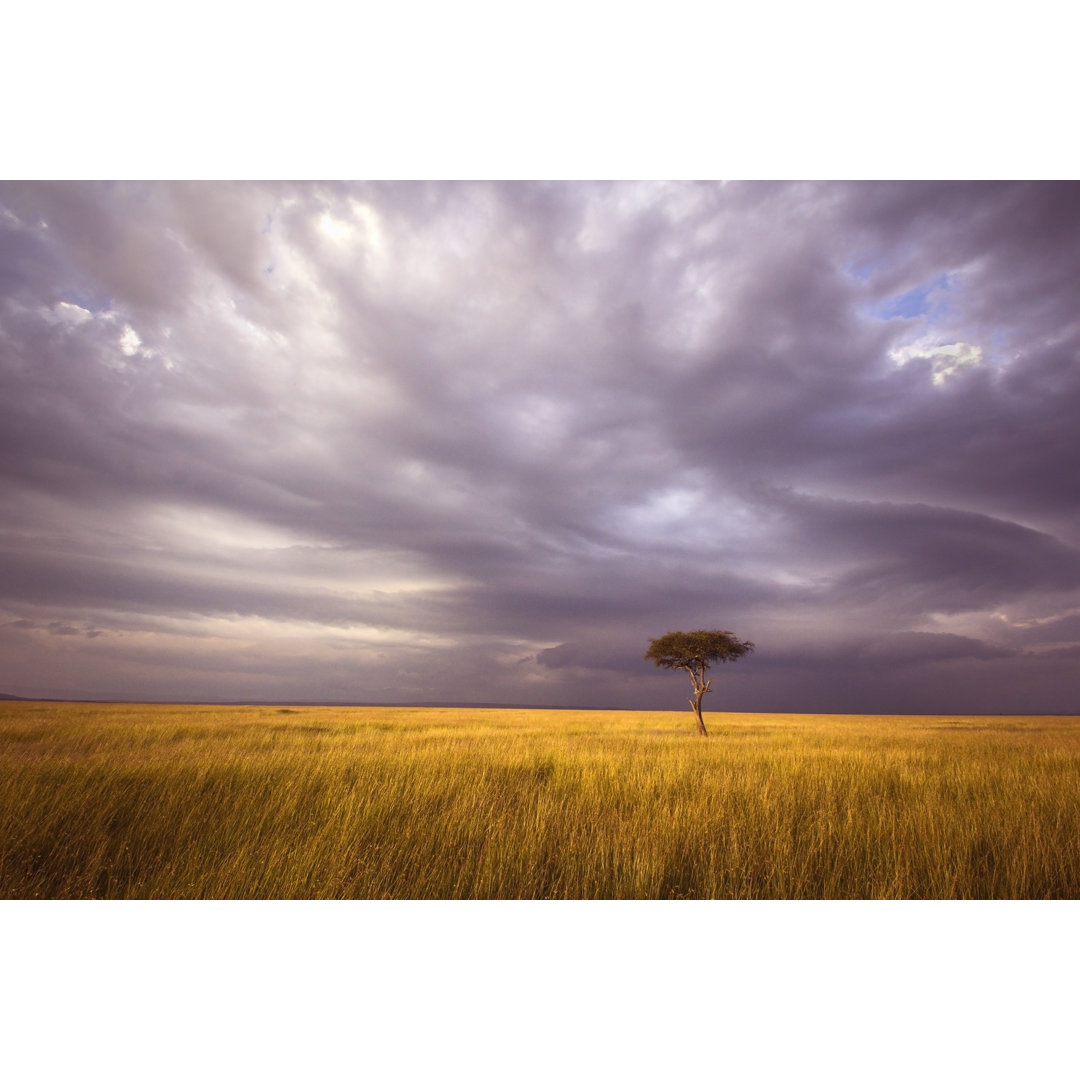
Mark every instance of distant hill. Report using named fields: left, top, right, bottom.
left=0, top=694, right=617, bottom=709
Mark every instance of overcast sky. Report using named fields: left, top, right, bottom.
left=1, top=180, right=1079, bottom=711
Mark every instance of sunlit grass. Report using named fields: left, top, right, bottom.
left=2, top=701, right=1078, bottom=899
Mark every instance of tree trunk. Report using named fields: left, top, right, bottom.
left=683, top=664, right=712, bottom=736
left=690, top=691, right=709, bottom=737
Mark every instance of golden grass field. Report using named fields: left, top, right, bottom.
left=2, top=700, right=1078, bottom=899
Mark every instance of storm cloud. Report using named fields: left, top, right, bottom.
left=2, top=181, right=1079, bottom=711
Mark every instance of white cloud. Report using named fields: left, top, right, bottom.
left=316, top=210, right=356, bottom=246
left=119, top=324, right=142, bottom=356
left=54, top=301, right=92, bottom=326
left=889, top=336, right=983, bottom=384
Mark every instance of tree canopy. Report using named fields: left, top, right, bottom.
left=645, top=630, right=754, bottom=671
left=645, top=629, right=754, bottom=736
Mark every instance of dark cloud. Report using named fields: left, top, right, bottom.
left=1, top=181, right=1079, bottom=710
left=768, top=492, right=1080, bottom=615
left=537, top=638, right=656, bottom=675
left=854, top=632, right=1019, bottom=667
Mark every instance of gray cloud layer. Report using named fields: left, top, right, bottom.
left=2, top=181, right=1079, bottom=710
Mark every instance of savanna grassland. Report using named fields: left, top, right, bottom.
left=2, top=701, right=1079, bottom=899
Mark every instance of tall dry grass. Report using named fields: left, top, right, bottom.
left=2, top=701, right=1078, bottom=899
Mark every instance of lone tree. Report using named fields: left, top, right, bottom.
left=645, top=629, right=754, bottom=737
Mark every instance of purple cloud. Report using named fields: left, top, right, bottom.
left=1, top=181, right=1079, bottom=710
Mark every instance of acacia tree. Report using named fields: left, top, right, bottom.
left=644, top=629, right=754, bottom=737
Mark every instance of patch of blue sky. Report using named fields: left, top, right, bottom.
left=864, top=273, right=952, bottom=321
